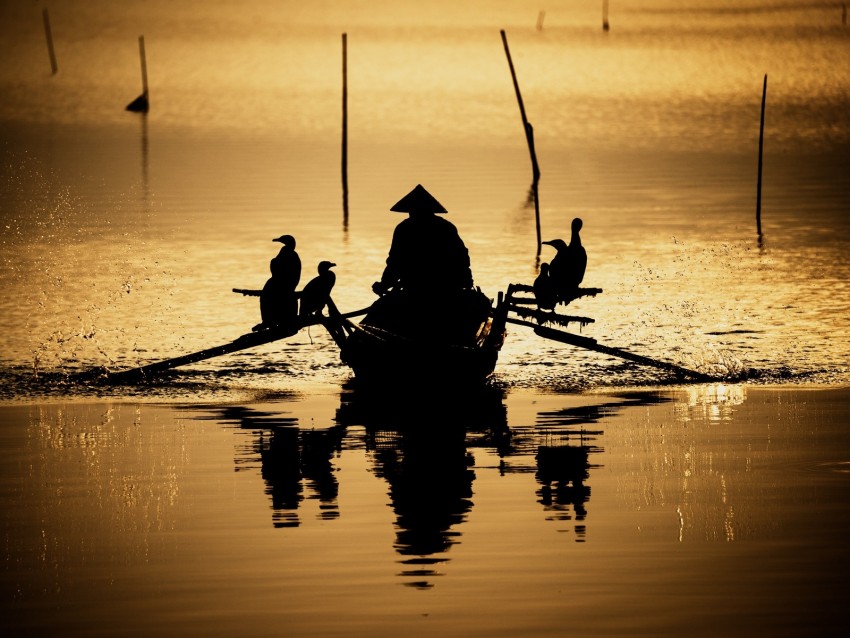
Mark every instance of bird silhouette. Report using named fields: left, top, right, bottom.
left=299, top=261, right=336, bottom=318
left=259, top=234, right=301, bottom=329
left=270, top=234, right=301, bottom=292
left=543, top=217, right=587, bottom=302
left=533, top=262, right=557, bottom=311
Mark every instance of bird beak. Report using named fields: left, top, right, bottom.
left=541, top=240, right=554, bottom=246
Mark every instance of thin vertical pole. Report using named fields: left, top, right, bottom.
left=139, top=36, right=149, bottom=96
left=500, top=29, right=541, bottom=252
left=43, top=9, right=58, bottom=75
left=756, top=74, right=767, bottom=241
left=127, top=36, right=149, bottom=112
left=603, top=0, right=610, bottom=32
left=342, top=33, right=349, bottom=225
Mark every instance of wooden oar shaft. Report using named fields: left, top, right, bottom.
left=508, top=318, right=718, bottom=381
left=108, top=327, right=301, bottom=381
left=107, top=305, right=371, bottom=382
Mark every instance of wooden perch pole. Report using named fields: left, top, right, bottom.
left=500, top=29, right=541, bottom=252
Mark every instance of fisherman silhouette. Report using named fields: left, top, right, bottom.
left=372, top=184, right=473, bottom=298
left=254, top=234, right=301, bottom=331
left=362, top=184, right=490, bottom=343
left=542, top=217, right=587, bottom=304
left=299, top=261, right=336, bottom=318
left=365, top=184, right=489, bottom=342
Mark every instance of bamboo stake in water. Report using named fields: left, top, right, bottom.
left=126, top=36, right=149, bottom=112
left=500, top=29, right=541, bottom=252
left=603, top=0, right=610, bottom=32
left=756, top=74, right=767, bottom=241
left=42, top=9, right=58, bottom=75
left=341, top=33, right=349, bottom=226
left=536, top=11, right=545, bottom=31
left=139, top=36, right=148, bottom=96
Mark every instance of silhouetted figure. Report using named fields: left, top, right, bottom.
left=533, top=262, right=557, bottom=311
left=542, top=217, right=587, bottom=302
left=255, top=234, right=301, bottom=331
left=372, top=184, right=473, bottom=298
left=299, top=261, right=336, bottom=318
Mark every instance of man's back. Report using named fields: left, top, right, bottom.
left=387, top=214, right=472, bottom=293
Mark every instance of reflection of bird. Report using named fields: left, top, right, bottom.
left=543, top=218, right=587, bottom=300
left=533, top=263, right=557, bottom=311
left=299, top=261, right=336, bottom=318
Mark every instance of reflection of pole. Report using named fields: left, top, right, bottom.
left=500, top=29, right=541, bottom=253
left=756, top=74, right=767, bottom=242
left=341, top=33, right=349, bottom=227
left=141, top=114, right=150, bottom=212
left=43, top=9, right=58, bottom=75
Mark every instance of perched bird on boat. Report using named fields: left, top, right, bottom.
left=543, top=217, right=587, bottom=302
left=258, top=234, right=301, bottom=330
left=299, top=261, right=336, bottom=318
left=533, top=262, right=557, bottom=312
left=269, top=234, right=301, bottom=292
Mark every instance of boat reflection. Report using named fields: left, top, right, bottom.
left=368, top=426, right=473, bottom=586
left=211, top=388, right=669, bottom=588
left=337, top=383, right=508, bottom=588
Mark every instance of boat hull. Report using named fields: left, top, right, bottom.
left=340, top=322, right=501, bottom=387
left=335, top=289, right=505, bottom=388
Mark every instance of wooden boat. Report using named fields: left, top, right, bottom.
left=321, top=287, right=507, bottom=388
left=104, top=281, right=718, bottom=385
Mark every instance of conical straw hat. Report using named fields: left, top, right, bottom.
left=390, top=184, right=447, bottom=214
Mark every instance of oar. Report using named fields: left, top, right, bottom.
left=508, top=317, right=721, bottom=382
left=104, top=306, right=370, bottom=383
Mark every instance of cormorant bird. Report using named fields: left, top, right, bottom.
left=543, top=217, right=587, bottom=301
left=533, top=262, right=557, bottom=311
left=258, top=234, right=301, bottom=329
left=270, top=234, right=301, bottom=292
left=299, top=261, right=336, bottom=318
